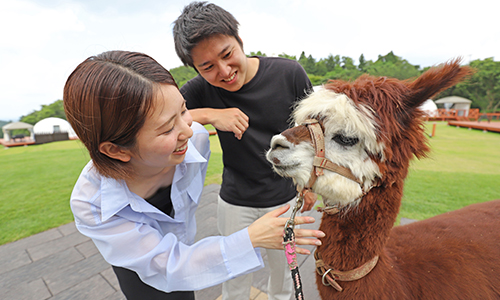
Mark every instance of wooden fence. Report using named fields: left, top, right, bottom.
left=424, top=109, right=480, bottom=121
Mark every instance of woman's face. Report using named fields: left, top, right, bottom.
left=129, top=84, right=193, bottom=174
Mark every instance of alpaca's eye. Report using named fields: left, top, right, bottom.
left=332, top=134, right=359, bottom=147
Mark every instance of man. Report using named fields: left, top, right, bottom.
left=173, top=2, right=317, bottom=299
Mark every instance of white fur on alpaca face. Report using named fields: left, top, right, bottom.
left=266, top=89, right=384, bottom=207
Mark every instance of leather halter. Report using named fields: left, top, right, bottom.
left=314, top=250, right=379, bottom=292
left=300, top=119, right=363, bottom=199
left=301, top=119, right=380, bottom=291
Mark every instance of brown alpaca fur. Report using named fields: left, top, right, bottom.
left=281, top=60, right=500, bottom=299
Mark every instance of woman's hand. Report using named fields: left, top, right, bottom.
left=247, top=204, right=325, bottom=255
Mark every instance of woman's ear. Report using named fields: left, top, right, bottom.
left=99, top=141, right=132, bottom=162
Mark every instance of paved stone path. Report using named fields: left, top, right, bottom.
left=0, top=183, right=417, bottom=300
left=0, top=185, right=323, bottom=300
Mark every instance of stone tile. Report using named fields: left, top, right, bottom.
left=105, top=291, right=126, bottom=300
left=254, top=291, right=268, bottom=300
left=27, top=231, right=89, bottom=261
left=0, top=185, right=297, bottom=300
left=0, top=248, right=84, bottom=290
left=198, top=184, right=219, bottom=199
left=0, top=228, right=62, bottom=254
left=196, top=284, right=222, bottom=300
left=0, top=248, right=32, bottom=275
left=75, top=239, right=99, bottom=258
left=101, top=267, right=120, bottom=291
left=1, top=278, right=51, bottom=300
left=44, top=253, right=110, bottom=295
left=201, top=184, right=221, bottom=195
left=49, top=274, right=116, bottom=300
left=194, top=216, right=218, bottom=241
left=212, top=286, right=267, bottom=300
left=57, top=222, right=78, bottom=236
left=197, top=201, right=217, bottom=219
left=250, top=286, right=264, bottom=299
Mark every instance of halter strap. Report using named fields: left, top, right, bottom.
left=301, top=119, right=362, bottom=189
left=314, top=250, right=379, bottom=292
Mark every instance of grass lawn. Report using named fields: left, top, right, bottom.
left=0, top=121, right=498, bottom=245
left=0, top=141, right=90, bottom=245
left=205, top=127, right=223, bottom=185
left=400, top=122, right=500, bottom=221
left=0, top=126, right=223, bottom=245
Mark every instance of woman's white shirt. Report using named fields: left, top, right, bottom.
left=70, top=122, right=263, bottom=292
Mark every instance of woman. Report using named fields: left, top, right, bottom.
left=63, top=50, right=324, bottom=299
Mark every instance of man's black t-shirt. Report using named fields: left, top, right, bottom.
left=181, top=56, right=312, bottom=207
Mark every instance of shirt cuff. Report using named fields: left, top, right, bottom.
left=221, top=228, right=264, bottom=277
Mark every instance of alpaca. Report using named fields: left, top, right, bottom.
left=266, top=59, right=500, bottom=299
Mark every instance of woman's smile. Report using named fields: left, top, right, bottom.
left=174, top=142, right=188, bottom=155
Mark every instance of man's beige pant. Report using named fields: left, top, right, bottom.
left=217, top=195, right=297, bottom=300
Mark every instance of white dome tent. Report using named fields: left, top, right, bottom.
left=419, top=99, right=438, bottom=117
left=34, top=117, right=78, bottom=139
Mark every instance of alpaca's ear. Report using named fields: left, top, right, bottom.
left=406, top=58, right=472, bottom=110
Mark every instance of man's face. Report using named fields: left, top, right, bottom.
left=190, top=34, right=250, bottom=92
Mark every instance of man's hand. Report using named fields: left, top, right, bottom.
left=189, top=107, right=249, bottom=139
left=211, top=108, right=249, bottom=140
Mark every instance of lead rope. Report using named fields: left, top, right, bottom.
left=283, top=194, right=305, bottom=300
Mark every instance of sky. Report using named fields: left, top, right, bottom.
left=1, top=0, right=499, bottom=121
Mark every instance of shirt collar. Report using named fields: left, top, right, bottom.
left=100, top=140, right=207, bottom=221
left=183, top=139, right=207, bottom=164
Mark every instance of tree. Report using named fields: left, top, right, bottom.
left=305, top=54, right=318, bottom=74
left=308, top=74, right=324, bottom=86
left=167, top=51, right=499, bottom=113
left=298, top=51, right=307, bottom=65
left=341, top=56, right=356, bottom=70
left=315, top=60, right=328, bottom=76
left=323, top=54, right=340, bottom=72
left=364, top=51, right=420, bottom=80
left=467, top=58, right=500, bottom=112
left=249, top=51, right=267, bottom=57
left=297, top=52, right=319, bottom=75
left=437, top=58, right=500, bottom=112
left=358, top=54, right=367, bottom=72
left=20, top=100, right=66, bottom=125
left=377, top=51, right=398, bottom=64
left=169, top=66, right=198, bottom=88
left=0, top=120, right=9, bottom=138
left=278, top=53, right=297, bottom=61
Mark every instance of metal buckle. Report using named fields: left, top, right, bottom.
left=285, top=194, right=304, bottom=230
left=322, top=268, right=333, bottom=286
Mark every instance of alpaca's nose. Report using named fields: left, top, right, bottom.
left=270, top=136, right=290, bottom=150
left=271, top=141, right=289, bottom=150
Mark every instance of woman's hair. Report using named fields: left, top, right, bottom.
left=63, top=50, right=177, bottom=180
left=173, top=1, right=243, bottom=69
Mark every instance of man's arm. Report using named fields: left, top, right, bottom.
left=189, top=107, right=249, bottom=140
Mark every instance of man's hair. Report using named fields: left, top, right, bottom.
left=63, top=50, right=177, bottom=180
left=173, top=1, right=243, bottom=69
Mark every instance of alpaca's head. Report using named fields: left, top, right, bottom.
left=266, top=59, right=471, bottom=208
